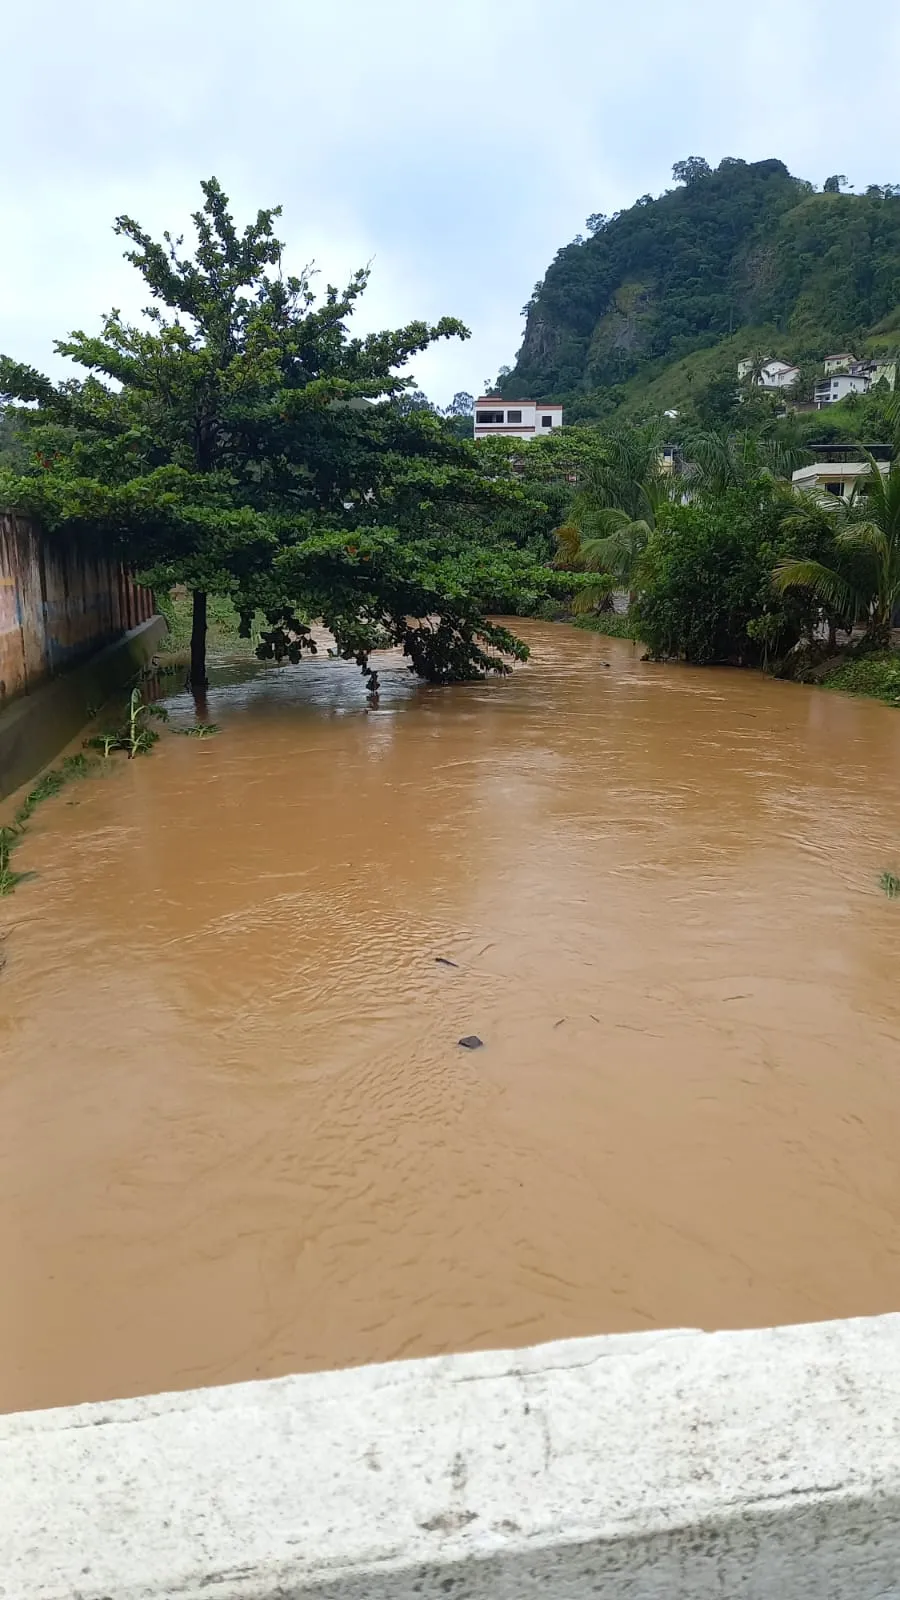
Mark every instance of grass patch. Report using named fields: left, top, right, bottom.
left=156, top=589, right=261, bottom=656
left=571, top=612, right=642, bottom=641
left=822, top=653, right=900, bottom=705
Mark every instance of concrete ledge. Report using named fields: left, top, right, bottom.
left=3, top=1316, right=900, bottom=1598
left=0, top=614, right=167, bottom=800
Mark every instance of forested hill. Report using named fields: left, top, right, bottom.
left=500, top=157, right=900, bottom=414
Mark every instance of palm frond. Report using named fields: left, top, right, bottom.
left=837, top=520, right=891, bottom=565
left=772, top=558, right=858, bottom=616
left=553, top=522, right=582, bottom=568
left=579, top=519, right=652, bottom=580
left=849, top=451, right=891, bottom=518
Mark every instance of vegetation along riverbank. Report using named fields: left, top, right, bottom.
left=2, top=158, right=900, bottom=708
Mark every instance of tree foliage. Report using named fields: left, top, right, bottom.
left=552, top=421, right=681, bottom=608
left=632, top=483, right=821, bottom=665
left=502, top=157, right=900, bottom=402
left=0, top=180, right=553, bottom=686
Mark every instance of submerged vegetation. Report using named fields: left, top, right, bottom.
left=0, top=179, right=555, bottom=693
left=572, top=612, right=641, bottom=639
left=2, top=162, right=900, bottom=714
left=87, top=688, right=169, bottom=759
left=823, top=654, right=900, bottom=704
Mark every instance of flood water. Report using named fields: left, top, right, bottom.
left=3, top=621, right=900, bottom=1412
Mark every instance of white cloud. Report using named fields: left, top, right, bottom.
left=3, top=0, right=900, bottom=405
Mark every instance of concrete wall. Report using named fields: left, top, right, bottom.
left=0, top=613, right=168, bottom=801
left=0, top=511, right=155, bottom=709
left=4, top=1315, right=900, bottom=1599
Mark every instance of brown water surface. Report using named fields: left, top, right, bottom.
left=3, top=622, right=900, bottom=1411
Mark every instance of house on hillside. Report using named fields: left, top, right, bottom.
left=813, top=356, right=896, bottom=406
left=736, top=357, right=800, bottom=389
left=823, top=352, right=856, bottom=374
left=814, top=370, right=870, bottom=406
left=473, top=400, right=563, bottom=441
left=792, top=444, right=891, bottom=498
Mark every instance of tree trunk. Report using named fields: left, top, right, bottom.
left=189, top=589, right=208, bottom=689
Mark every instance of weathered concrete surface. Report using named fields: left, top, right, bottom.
left=0, top=511, right=154, bottom=707
left=0, top=615, right=167, bottom=800
left=3, top=1317, right=900, bottom=1598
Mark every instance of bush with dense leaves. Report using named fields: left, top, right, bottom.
left=633, top=485, right=818, bottom=665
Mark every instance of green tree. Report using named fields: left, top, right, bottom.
left=693, top=372, right=743, bottom=429
left=686, top=427, right=809, bottom=496
left=553, top=422, right=680, bottom=608
left=444, top=391, right=474, bottom=416
left=741, top=350, right=770, bottom=388
left=1, top=180, right=546, bottom=689
left=0, top=406, right=28, bottom=469
left=633, top=482, right=809, bottom=664
left=672, top=157, right=713, bottom=186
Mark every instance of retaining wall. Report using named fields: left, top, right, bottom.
left=0, top=614, right=168, bottom=800
left=3, top=1315, right=900, bottom=1599
left=0, top=510, right=155, bottom=708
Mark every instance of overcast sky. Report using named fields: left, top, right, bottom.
left=5, top=0, right=900, bottom=407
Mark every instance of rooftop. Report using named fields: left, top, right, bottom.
left=806, top=442, right=893, bottom=460
left=475, top=398, right=562, bottom=407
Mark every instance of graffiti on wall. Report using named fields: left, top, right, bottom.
left=0, top=513, right=154, bottom=707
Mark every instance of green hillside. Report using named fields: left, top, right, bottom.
left=500, top=158, right=900, bottom=417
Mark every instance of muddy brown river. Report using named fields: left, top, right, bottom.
left=3, top=621, right=900, bottom=1412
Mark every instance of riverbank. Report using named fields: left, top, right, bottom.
left=571, top=613, right=642, bottom=641
left=567, top=610, right=900, bottom=706
left=821, top=652, right=900, bottom=705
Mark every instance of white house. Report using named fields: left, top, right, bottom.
left=814, top=371, right=870, bottom=407
left=736, top=357, right=800, bottom=389
left=473, top=399, right=563, bottom=441
left=791, top=459, right=889, bottom=499
left=823, top=352, right=856, bottom=374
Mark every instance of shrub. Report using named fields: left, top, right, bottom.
left=572, top=612, right=641, bottom=639
left=824, top=653, right=900, bottom=704
left=633, top=484, right=810, bottom=665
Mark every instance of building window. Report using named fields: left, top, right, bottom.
left=476, top=410, right=504, bottom=424
left=541, top=415, right=553, bottom=428
left=506, top=410, right=522, bottom=424
left=825, top=482, right=843, bottom=496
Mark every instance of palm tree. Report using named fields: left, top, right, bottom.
left=742, top=350, right=770, bottom=389
left=773, top=451, right=900, bottom=647
left=553, top=422, right=680, bottom=610
left=687, top=427, right=809, bottom=497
